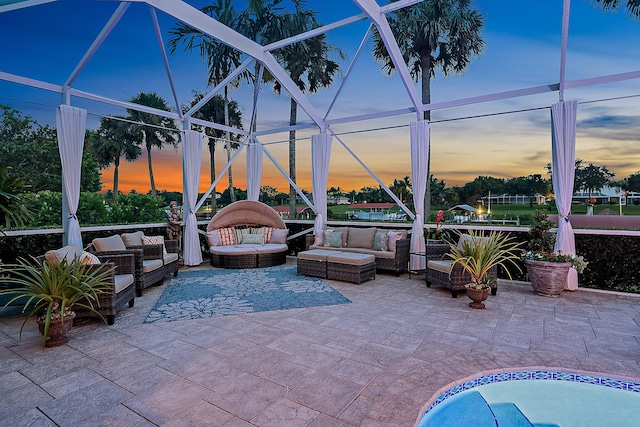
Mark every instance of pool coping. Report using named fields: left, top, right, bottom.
left=414, top=366, right=640, bottom=426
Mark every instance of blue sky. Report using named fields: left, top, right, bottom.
left=1, top=0, right=639, bottom=193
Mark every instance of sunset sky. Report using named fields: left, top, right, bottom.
left=1, top=0, right=639, bottom=195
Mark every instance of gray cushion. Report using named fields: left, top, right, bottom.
left=44, top=244, right=82, bottom=266
left=142, top=259, right=163, bottom=273
left=121, top=231, right=145, bottom=246
left=347, top=227, right=377, bottom=249
left=163, top=253, right=179, bottom=264
left=114, top=274, right=134, bottom=293
left=93, top=235, right=127, bottom=251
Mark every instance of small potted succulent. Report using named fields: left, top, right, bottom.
left=0, top=257, right=113, bottom=347
left=447, top=229, right=523, bottom=309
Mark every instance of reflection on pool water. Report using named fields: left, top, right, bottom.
left=417, top=369, right=640, bottom=427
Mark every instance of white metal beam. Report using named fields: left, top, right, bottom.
left=134, top=0, right=326, bottom=129
left=351, top=0, right=422, bottom=113
left=559, top=0, right=571, bottom=101
left=0, top=0, right=55, bottom=13
left=189, top=117, right=249, bottom=136
left=68, top=88, right=181, bottom=120
left=149, top=6, right=182, bottom=117
left=65, top=2, right=129, bottom=88
left=0, top=71, right=61, bottom=92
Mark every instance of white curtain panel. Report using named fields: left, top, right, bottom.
left=56, top=105, right=86, bottom=249
left=551, top=101, right=579, bottom=290
left=311, top=133, right=332, bottom=233
left=246, top=141, right=263, bottom=201
left=182, top=130, right=203, bottom=266
left=409, top=120, right=429, bottom=271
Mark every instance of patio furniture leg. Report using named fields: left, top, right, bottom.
left=451, top=289, right=458, bottom=298
left=128, top=299, right=135, bottom=308
left=106, top=315, right=115, bottom=325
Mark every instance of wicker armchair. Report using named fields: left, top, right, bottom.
left=426, top=242, right=498, bottom=298
left=92, top=232, right=179, bottom=297
left=36, top=250, right=135, bottom=325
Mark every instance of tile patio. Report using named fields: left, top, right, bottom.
left=1, top=258, right=639, bottom=426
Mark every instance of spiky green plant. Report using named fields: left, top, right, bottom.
left=0, top=257, right=113, bottom=347
left=447, top=229, right=523, bottom=290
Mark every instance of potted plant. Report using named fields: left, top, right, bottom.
left=522, top=210, right=588, bottom=297
left=0, top=257, right=113, bottom=347
left=447, top=229, right=523, bottom=309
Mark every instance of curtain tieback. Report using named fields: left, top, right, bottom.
left=68, top=214, right=77, bottom=220
left=561, top=215, right=570, bottom=223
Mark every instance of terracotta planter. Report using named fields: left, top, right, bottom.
left=465, top=286, right=489, bottom=309
left=524, top=259, right=572, bottom=297
left=37, top=312, right=76, bottom=347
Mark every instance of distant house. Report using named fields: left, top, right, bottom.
left=480, top=193, right=547, bottom=205
left=346, top=203, right=406, bottom=221
left=327, top=195, right=351, bottom=205
left=572, top=186, right=627, bottom=205
left=271, top=206, right=313, bottom=220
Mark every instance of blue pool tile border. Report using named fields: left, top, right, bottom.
left=423, top=369, right=640, bottom=420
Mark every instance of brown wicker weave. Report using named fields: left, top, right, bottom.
left=425, top=243, right=498, bottom=298
left=304, top=233, right=410, bottom=275
left=326, top=259, right=376, bottom=284
left=211, top=253, right=257, bottom=269
left=297, top=258, right=328, bottom=278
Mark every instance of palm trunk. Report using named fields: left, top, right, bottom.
left=289, top=98, right=298, bottom=219
left=421, top=53, right=432, bottom=222
left=144, top=131, right=157, bottom=198
left=209, top=139, right=217, bottom=214
left=113, top=156, right=120, bottom=203
left=224, top=87, right=235, bottom=203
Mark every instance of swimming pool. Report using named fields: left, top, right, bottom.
left=416, top=369, right=640, bottom=427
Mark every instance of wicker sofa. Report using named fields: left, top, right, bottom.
left=205, top=200, right=289, bottom=269
left=305, top=227, right=410, bottom=275
left=40, top=244, right=136, bottom=325
left=91, top=232, right=179, bottom=297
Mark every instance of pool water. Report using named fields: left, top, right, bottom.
left=417, top=370, right=640, bottom=427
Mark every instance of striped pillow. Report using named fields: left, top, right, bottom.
left=262, top=226, right=274, bottom=243
left=218, top=227, right=236, bottom=246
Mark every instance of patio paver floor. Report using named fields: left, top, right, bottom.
left=1, top=257, right=639, bottom=426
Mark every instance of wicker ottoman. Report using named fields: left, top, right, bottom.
left=297, top=249, right=342, bottom=278
left=326, top=253, right=376, bottom=284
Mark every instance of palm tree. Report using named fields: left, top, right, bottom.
left=268, top=7, right=344, bottom=219
left=594, top=0, right=640, bottom=17
left=372, top=0, right=485, bottom=217
left=126, top=92, right=179, bottom=197
left=88, top=116, right=141, bottom=202
left=183, top=92, right=243, bottom=213
left=169, top=0, right=246, bottom=203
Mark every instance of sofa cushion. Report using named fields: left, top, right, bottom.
left=347, top=227, right=377, bottom=249
left=79, top=251, right=101, bottom=265
left=387, top=231, right=405, bottom=252
left=327, top=252, right=376, bottom=266
left=206, top=230, right=221, bottom=247
left=210, top=245, right=257, bottom=256
left=373, top=231, right=390, bottom=252
left=45, top=244, right=82, bottom=266
left=93, top=235, right=127, bottom=252
left=307, top=245, right=395, bottom=259
left=114, top=274, right=135, bottom=293
left=121, top=231, right=145, bottom=246
left=242, top=234, right=265, bottom=245
left=254, top=243, right=288, bottom=254
left=323, top=231, right=343, bottom=248
left=218, top=227, right=236, bottom=245
left=298, top=249, right=343, bottom=261
left=270, top=228, right=288, bottom=244
left=457, top=233, right=490, bottom=250
left=427, top=260, right=452, bottom=274
left=142, top=259, right=163, bottom=273
left=328, top=227, right=349, bottom=247
left=163, top=253, right=179, bottom=264
left=143, top=235, right=167, bottom=254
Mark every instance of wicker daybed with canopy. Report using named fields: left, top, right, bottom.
left=205, top=200, right=289, bottom=269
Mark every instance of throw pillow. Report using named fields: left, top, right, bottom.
left=373, top=231, right=390, bottom=251
left=270, top=228, right=288, bottom=244
left=387, top=231, right=403, bottom=252
left=242, top=234, right=265, bottom=245
left=79, top=251, right=101, bottom=265
left=234, top=228, right=244, bottom=244
left=121, top=230, right=145, bottom=246
left=347, top=227, right=377, bottom=249
left=330, top=227, right=349, bottom=247
left=218, top=227, right=236, bottom=246
left=262, top=226, right=274, bottom=243
left=323, top=231, right=343, bottom=248
left=206, top=230, right=221, bottom=247
left=143, top=235, right=167, bottom=254
left=44, top=244, right=82, bottom=266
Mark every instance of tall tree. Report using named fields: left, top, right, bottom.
left=182, top=92, right=243, bottom=212
left=88, top=116, right=141, bottom=202
left=594, top=0, right=640, bottom=17
left=575, top=163, right=615, bottom=202
left=372, top=0, right=484, bottom=218
left=265, top=4, right=344, bottom=219
left=621, top=171, right=640, bottom=192
left=169, top=0, right=246, bottom=203
left=126, top=92, right=179, bottom=198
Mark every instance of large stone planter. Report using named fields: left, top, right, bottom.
left=524, top=259, right=572, bottom=297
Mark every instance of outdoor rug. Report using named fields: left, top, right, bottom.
left=145, top=265, right=351, bottom=323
